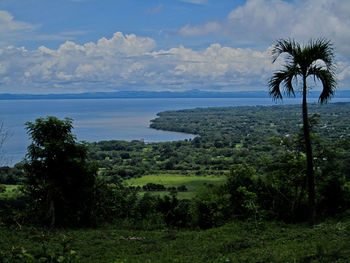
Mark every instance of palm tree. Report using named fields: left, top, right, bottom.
left=268, top=38, right=336, bottom=226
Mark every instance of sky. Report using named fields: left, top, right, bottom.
left=0, top=0, right=350, bottom=94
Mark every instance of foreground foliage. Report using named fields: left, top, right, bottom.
left=1, top=216, right=350, bottom=263
left=1, top=102, right=350, bottom=261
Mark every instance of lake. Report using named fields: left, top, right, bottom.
left=1, top=97, right=350, bottom=166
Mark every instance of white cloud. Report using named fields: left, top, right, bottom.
left=0, top=10, right=90, bottom=47
left=179, top=0, right=350, bottom=57
left=0, top=10, right=37, bottom=46
left=0, top=31, right=349, bottom=94
left=0, top=10, right=35, bottom=31
left=337, top=61, right=350, bottom=83
left=226, top=0, right=293, bottom=40
left=154, top=44, right=274, bottom=84
left=179, top=21, right=221, bottom=37
left=0, top=31, right=280, bottom=93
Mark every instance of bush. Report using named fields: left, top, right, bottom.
left=191, top=185, right=231, bottom=229
left=177, top=185, right=188, bottom=192
left=142, top=183, right=166, bottom=191
left=157, top=195, right=191, bottom=227
left=91, top=178, right=138, bottom=224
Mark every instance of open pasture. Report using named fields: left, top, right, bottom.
left=0, top=185, right=20, bottom=199
left=125, top=174, right=226, bottom=198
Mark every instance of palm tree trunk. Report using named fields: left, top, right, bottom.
left=302, top=76, right=316, bottom=226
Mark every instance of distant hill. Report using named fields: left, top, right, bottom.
left=1, top=89, right=350, bottom=100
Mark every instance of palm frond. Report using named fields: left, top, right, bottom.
left=268, top=72, right=284, bottom=100
left=304, top=38, right=335, bottom=71
left=271, top=38, right=300, bottom=63
left=283, top=64, right=300, bottom=97
left=308, top=65, right=337, bottom=103
left=268, top=65, right=299, bottom=100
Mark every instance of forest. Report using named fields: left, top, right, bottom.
left=1, top=102, right=350, bottom=262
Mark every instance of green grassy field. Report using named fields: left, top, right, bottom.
left=125, top=174, right=226, bottom=199
left=1, top=217, right=350, bottom=263
left=0, top=185, right=20, bottom=199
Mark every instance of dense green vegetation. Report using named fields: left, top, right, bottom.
left=2, top=103, right=349, bottom=187
left=1, top=102, right=350, bottom=262
left=87, top=102, right=350, bottom=181
left=1, top=217, right=350, bottom=262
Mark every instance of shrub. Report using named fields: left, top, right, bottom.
left=157, top=195, right=191, bottom=227
left=191, top=185, right=231, bottom=229
left=91, top=178, right=138, bottom=224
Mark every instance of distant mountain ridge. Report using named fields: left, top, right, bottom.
left=1, top=89, right=350, bottom=100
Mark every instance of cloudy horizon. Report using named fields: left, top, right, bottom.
left=1, top=0, right=350, bottom=94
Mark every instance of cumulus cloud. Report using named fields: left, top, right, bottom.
left=153, top=44, right=275, bottom=85
left=179, top=0, right=350, bottom=57
left=0, top=31, right=279, bottom=93
left=0, top=30, right=349, bottom=94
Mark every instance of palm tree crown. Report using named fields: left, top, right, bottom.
left=268, top=38, right=336, bottom=103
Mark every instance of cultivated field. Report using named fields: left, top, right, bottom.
left=125, top=174, right=226, bottom=199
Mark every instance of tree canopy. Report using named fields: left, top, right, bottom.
left=22, top=116, right=97, bottom=226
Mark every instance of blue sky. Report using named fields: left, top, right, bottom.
left=0, top=0, right=349, bottom=94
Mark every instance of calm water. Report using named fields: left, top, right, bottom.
left=1, top=97, right=350, bottom=165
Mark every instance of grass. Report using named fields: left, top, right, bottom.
left=125, top=174, right=226, bottom=199
left=1, top=217, right=350, bottom=262
left=2, top=180, right=350, bottom=262
left=0, top=185, right=20, bottom=199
